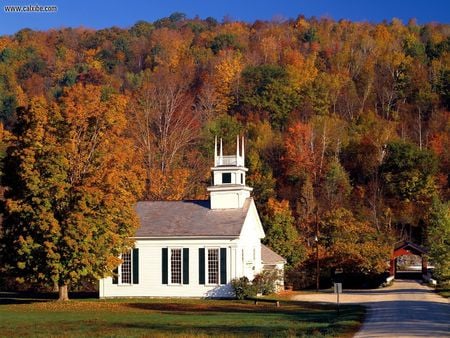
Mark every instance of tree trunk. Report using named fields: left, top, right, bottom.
left=58, top=284, right=69, bottom=301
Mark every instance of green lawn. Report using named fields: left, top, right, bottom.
left=436, top=286, right=450, bottom=298
left=0, top=294, right=365, bottom=337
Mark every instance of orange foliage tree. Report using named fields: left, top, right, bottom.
left=2, top=85, right=142, bottom=300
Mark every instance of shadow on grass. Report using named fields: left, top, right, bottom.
left=3, top=320, right=322, bottom=337
left=0, top=291, right=98, bottom=305
left=110, top=308, right=364, bottom=337
left=0, top=297, right=365, bottom=338
left=109, top=322, right=302, bottom=336
left=126, top=300, right=364, bottom=324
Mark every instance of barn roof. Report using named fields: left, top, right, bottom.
left=394, top=241, right=428, bottom=255
left=134, top=198, right=252, bottom=238
left=392, top=241, right=428, bottom=259
left=261, top=244, right=286, bottom=264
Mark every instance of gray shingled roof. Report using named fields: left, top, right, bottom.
left=261, top=244, right=286, bottom=264
left=134, top=199, right=251, bottom=238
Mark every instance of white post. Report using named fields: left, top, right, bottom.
left=241, top=136, right=245, bottom=165
left=236, top=135, right=240, bottom=158
left=334, top=282, right=342, bottom=314
left=214, top=136, right=218, bottom=166
left=220, top=138, right=223, bottom=165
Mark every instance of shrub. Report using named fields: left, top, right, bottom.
left=253, top=270, right=282, bottom=295
left=231, top=277, right=257, bottom=300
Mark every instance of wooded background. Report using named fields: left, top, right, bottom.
left=0, top=13, right=448, bottom=289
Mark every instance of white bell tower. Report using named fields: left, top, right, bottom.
left=207, top=136, right=253, bottom=209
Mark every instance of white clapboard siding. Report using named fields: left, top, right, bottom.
left=100, top=199, right=267, bottom=298
left=100, top=216, right=264, bottom=298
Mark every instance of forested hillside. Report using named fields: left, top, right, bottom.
left=1, top=13, right=449, bottom=288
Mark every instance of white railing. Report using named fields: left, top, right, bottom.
left=219, top=155, right=237, bottom=166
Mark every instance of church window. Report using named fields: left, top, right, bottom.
left=113, top=249, right=139, bottom=285
left=222, top=172, right=232, bottom=184
left=162, top=248, right=189, bottom=285
left=170, top=248, right=182, bottom=284
left=120, top=251, right=132, bottom=284
left=208, top=248, right=219, bottom=284
left=199, top=248, right=226, bottom=285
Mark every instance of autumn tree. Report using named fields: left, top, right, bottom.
left=426, top=198, right=450, bottom=285
left=341, top=112, right=396, bottom=230
left=202, top=114, right=243, bottom=155
left=321, top=158, right=351, bottom=209
left=211, top=51, right=243, bottom=115
left=381, top=141, right=437, bottom=202
left=320, top=208, right=391, bottom=275
left=1, top=84, right=141, bottom=300
left=246, top=121, right=277, bottom=207
left=283, top=122, right=316, bottom=180
left=282, top=121, right=319, bottom=229
left=128, top=66, right=200, bottom=200
left=0, top=15, right=449, bottom=290
left=380, top=141, right=438, bottom=241
left=262, top=198, right=305, bottom=269
left=238, top=64, right=299, bottom=130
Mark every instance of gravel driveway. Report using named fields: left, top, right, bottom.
left=291, top=279, right=449, bottom=337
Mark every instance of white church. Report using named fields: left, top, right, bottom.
left=99, top=137, right=285, bottom=298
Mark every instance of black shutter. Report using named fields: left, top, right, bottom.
left=220, top=248, right=227, bottom=284
left=183, top=248, right=189, bottom=284
left=162, top=248, right=168, bottom=284
left=112, top=267, right=118, bottom=284
left=199, top=248, right=205, bottom=285
left=132, top=248, right=139, bottom=284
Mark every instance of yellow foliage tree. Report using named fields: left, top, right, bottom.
left=212, top=51, right=243, bottom=114
left=283, top=49, right=318, bottom=92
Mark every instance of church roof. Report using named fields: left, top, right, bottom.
left=261, top=244, right=286, bottom=264
left=134, top=198, right=252, bottom=238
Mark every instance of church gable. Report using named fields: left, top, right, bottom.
left=239, top=199, right=265, bottom=240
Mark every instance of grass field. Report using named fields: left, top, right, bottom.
left=436, top=285, right=450, bottom=298
left=0, top=293, right=365, bottom=337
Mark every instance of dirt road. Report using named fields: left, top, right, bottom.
left=291, top=279, right=449, bottom=337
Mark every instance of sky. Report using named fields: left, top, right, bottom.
left=0, top=0, right=449, bottom=35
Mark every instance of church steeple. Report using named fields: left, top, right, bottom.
left=208, top=136, right=253, bottom=209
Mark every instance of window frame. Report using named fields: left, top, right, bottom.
left=206, top=247, right=220, bottom=285
left=222, top=172, right=232, bottom=184
left=169, top=247, right=183, bottom=285
left=119, top=250, right=133, bottom=285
